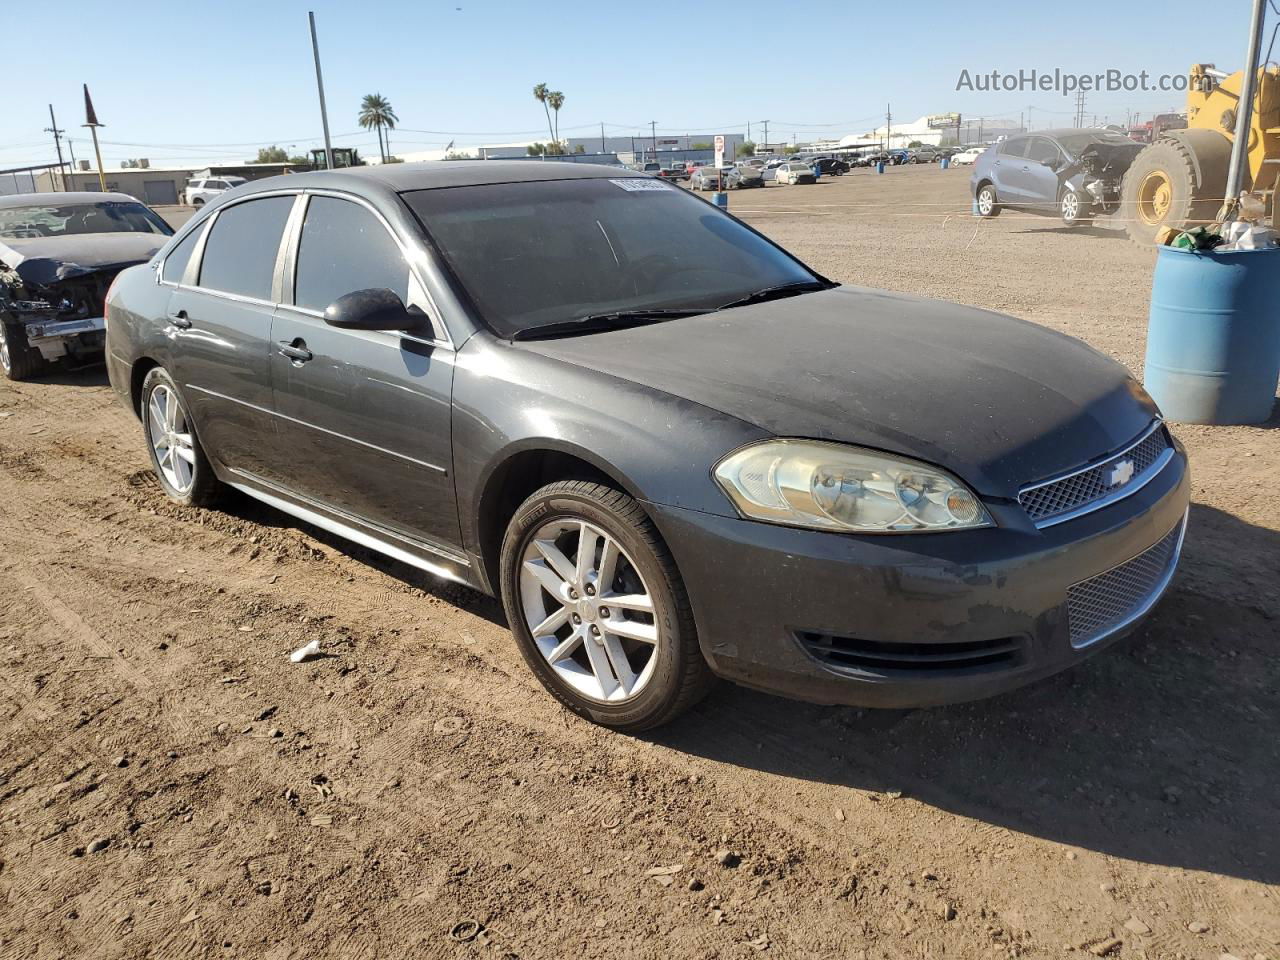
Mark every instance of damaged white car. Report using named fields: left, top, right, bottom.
left=0, top=193, right=172, bottom=381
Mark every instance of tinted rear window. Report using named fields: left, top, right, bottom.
left=197, top=195, right=294, bottom=300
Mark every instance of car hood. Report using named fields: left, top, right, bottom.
left=0, top=233, right=166, bottom=287
left=517, top=287, right=1158, bottom=497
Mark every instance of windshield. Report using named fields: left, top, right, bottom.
left=1055, top=132, right=1137, bottom=156
left=404, top=177, right=818, bottom=338
left=0, top=201, right=173, bottom=239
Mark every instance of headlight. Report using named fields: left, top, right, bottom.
left=713, top=440, right=992, bottom=533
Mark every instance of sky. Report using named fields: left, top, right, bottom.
left=3, top=0, right=1273, bottom=170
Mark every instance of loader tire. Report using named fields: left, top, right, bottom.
left=1121, top=135, right=1230, bottom=245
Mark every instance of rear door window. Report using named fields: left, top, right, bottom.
left=197, top=195, right=294, bottom=300
left=292, top=196, right=409, bottom=312
left=999, top=138, right=1028, bottom=157
left=162, top=222, right=205, bottom=284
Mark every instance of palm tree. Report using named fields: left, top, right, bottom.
left=547, top=91, right=565, bottom=153
left=532, top=83, right=555, bottom=147
left=358, top=94, right=399, bottom=163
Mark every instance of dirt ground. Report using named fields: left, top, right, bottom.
left=1, top=166, right=1277, bottom=960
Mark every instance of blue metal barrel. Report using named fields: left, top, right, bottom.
left=876, top=161, right=886, bottom=174
left=940, top=156, right=950, bottom=170
left=712, top=191, right=728, bottom=210
left=1143, top=245, right=1280, bottom=424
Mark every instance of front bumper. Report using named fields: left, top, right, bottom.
left=650, top=442, right=1190, bottom=708
left=21, top=315, right=107, bottom=362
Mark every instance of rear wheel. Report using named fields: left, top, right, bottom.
left=140, top=367, right=222, bottom=507
left=0, top=321, right=44, bottom=381
left=500, top=480, right=713, bottom=731
left=976, top=183, right=1000, bottom=217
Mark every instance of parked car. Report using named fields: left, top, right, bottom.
left=972, top=128, right=1143, bottom=226
left=107, top=161, right=1189, bottom=731
left=775, top=162, right=817, bottom=185
left=658, top=164, right=689, bottom=182
left=0, top=192, right=173, bottom=381
left=912, top=146, right=940, bottom=163
left=813, top=158, right=850, bottom=176
left=690, top=166, right=742, bottom=191
left=184, top=176, right=247, bottom=207
left=734, top=164, right=764, bottom=188
left=951, top=147, right=985, bottom=166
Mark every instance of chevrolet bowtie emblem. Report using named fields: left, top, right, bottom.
left=1107, top=459, right=1135, bottom=487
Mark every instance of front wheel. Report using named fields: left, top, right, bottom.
left=975, top=183, right=1000, bottom=217
left=0, top=322, right=45, bottom=381
left=1060, top=189, right=1091, bottom=226
left=140, top=367, right=222, bottom=507
left=500, top=480, right=713, bottom=731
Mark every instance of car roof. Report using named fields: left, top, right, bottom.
left=0, top=191, right=140, bottom=210
left=251, top=160, right=644, bottom=194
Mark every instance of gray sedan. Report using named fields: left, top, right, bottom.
left=105, top=162, right=1189, bottom=731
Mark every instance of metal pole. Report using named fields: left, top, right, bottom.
left=650, top=120, right=657, bottom=160
left=308, top=11, right=335, bottom=171
left=46, top=105, right=67, bottom=191
left=89, top=126, right=106, bottom=191
left=1222, top=0, right=1268, bottom=216
left=601, top=122, right=606, bottom=154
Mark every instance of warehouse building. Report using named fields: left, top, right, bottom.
left=34, top=162, right=298, bottom=205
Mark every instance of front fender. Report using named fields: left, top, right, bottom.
left=450, top=334, right=769, bottom=570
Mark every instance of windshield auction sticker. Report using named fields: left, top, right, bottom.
left=609, top=179, right=671, bottom=192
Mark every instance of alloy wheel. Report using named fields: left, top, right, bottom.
left=518, top=518, right=659, bottom=703
left=148, top=384, right=197, bottom=493
left=978, top=188, right=994, bottom=215
left=1062, top=192, right=1079, bottom=222
left=0, top=326, right=10, bottom=374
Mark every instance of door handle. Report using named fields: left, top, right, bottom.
left=278, top=340, right=313, bottom=363
left=166, top=310, right=191, bottom=330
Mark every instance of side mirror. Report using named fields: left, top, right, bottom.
left=323, top=288, right=422, bottom=332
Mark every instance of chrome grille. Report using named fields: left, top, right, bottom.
left=1066, top=518, right=1184, bottom=649
left=1019, top=423, right=1171, bottom=526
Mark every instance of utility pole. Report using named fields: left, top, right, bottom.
left=1019, top=110, right=1024, bottom=133
left=600, top=121, right=606, bottom=155
left=760, top=120, right=769, bottom=154
left=308, top=11, right=335, bottom=171
left=1223, top=0, right=1268, bottom=216
left=885, top=103, right=892, bottom=151
left=650, top=120, right=658, bottom=161
left=44, top=104, right=67, bottom=191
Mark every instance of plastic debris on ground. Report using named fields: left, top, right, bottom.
left=289, top=640, right=322, bottom=663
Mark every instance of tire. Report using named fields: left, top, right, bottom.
left=140, top=366, right=222, bottom=507
left=1120, top=135, right=1229, bottom=244
left=500, top=480, right=714, bottom=731
left=0, top=321, right=45, bottom=381
left=192, top=197, right=204, bottom=207
left=975, top=182, right=1000, bottom=217
left=1060, top=188, right=1091, bottom=226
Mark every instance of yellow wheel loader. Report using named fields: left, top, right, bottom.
left=1121, top=63, right=1280, bottom=243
